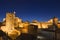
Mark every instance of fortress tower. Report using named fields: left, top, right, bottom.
left=53, top=17, right=58, bottom=25
left=6, top=12, right=15, bottom=32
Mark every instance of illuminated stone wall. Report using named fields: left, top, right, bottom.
left=14, top=17, right=22, bottom=27
left=6, top=13, right=15, bottom=33
left=1, top=12, right=60, bottom=34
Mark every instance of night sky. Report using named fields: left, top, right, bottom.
left=0, top=0, right=60, bottom=22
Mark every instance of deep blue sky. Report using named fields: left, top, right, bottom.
left=0, top=0, right=60, bottom=22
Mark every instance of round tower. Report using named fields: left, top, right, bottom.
left=53, top=16, right=58, bottom=25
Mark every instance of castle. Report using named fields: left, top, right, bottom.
left=0, top=12, right=60, bottom=35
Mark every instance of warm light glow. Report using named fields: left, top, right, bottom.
left=8, top=29, right=21, bottom=39
left=1, top=12, right=60, bottom=35
left=8, top=29, right=21, bottom=36
left=19, top=23, right=24, bottom=27
left=48, top=19, right=53, bottom=23
left=21, top=29, right=28, bottom=33
left=42, top=24, right=48, bottom=28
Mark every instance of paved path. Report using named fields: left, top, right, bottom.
left=37, top=30, right=60, bottom=40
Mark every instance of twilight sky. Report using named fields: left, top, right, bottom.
left=0, top=0, right=60, bottom=22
